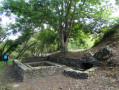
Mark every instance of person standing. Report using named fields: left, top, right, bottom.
left=3, top=53, right=8, bottom=65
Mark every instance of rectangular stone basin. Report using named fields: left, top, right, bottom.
left=13, top=60, right=65, bottom=81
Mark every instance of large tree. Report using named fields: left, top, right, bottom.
left=48, top=0, right=113, bottom=53
left=2, top=0, right=111, bottom=53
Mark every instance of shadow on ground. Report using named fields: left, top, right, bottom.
left=0, top=65, right=22, bottom=90
left=3, top=65, right=22, bottom=83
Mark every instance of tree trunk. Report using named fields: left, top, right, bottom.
left=59, top=31, right=68, bottom=54
left=60, top=40, right=68, bottom=54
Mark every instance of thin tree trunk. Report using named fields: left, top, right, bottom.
left=16, top=40, right=29, bottom=59
left=16, top=41, right=37, bottom=59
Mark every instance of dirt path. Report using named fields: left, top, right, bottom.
left=15, top=67, right=119, bottom=90
left=0, top=65, right=119, bottom=90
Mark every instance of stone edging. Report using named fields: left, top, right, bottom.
left=48, top=56, right=99, bottom=67
left=13, top=60, right=65, bottom=81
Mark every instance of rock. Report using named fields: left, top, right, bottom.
left=94, top=46, right=113, bottom=60
left=64, top=68, right=88, bottom=79
left=77, top=53, right=99, bottom=71
left=106, top=58, right=115, bottom=66
left=107, top=58, right=113, bottom=64
left=80, top=53, right=96, bottom=62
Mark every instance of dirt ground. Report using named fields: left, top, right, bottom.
left=0, top=64, right=119, bottom=90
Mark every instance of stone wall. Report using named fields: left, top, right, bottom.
left=22, top=55, right=99, bottom=67
left=13, top=60, right=65, bottom=81
left=26, top=65, right=65, bottom=78
left=48, top=56, right=99, bottom=67
left=48, top=56, right=80, bottom=67
left=22, top=56, right=82, bottom=67
left=22, top=57, right=48, bottom=63
left=24, top=61, right=65, bottom=78
left=22, top=55, right=99, bottom=68
left=12, top=60, right=32, bottom=81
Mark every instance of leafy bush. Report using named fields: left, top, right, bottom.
left=9, top=51, right=18, bottom=59
left=22, top=51, right=31, bottom=57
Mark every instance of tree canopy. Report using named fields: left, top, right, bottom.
left=0, top=0, right=118, bottom=58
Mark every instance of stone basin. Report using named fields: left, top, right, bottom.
left=13, top=60, right=65, bottom=81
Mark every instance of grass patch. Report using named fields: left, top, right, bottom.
left=0, top=60, right=12, bottom=71
left=0, top=59, right=22, bottom=71
left=0, top=63, right=6, bottom=71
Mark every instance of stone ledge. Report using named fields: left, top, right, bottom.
left=22, top=57, right=48, bottom=63
left=13, top=60, right=30, bottom=70
left=64, top=68, right=88, bottom=79
left=48, top=56, right=80, bottom=66
left=64, top=67, right=98, bottom=79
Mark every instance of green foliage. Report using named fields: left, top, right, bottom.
left=11, top=34, right=38, bottom=59
left=68, top=35, right=94, bottom=50
left=39, top=29, right=58, bottom=45
left=0, top=27, right=9, bottom=42
left=37, top=28, right=59, bottom=54
left=2, top=0, right=112, bottom=52
left=94, top=24, right=119, bottom=46
left=5, top=32, right=31, bottom=54
left=22, top=51, right=31, bottom=57
left=69, top=22, right=95, bottom=49
left=10, top=51, right=19, bottom=59
left=14, top=28, right=60, bottom=57
left=116, top=0, right=119, bottom=5
left=2, top=0, right=49, bottom=27
left=1, top=0, right=117, bottom=54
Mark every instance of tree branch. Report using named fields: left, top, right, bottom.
left=64, top=0, right=72, bottom=41
left=16, top=41, right=38, bottom=59
left=66, top=1, right=76, bottom=42
left=0, top=37, right=6, bottom=44
left=80, top=0, right=86, bottom=11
